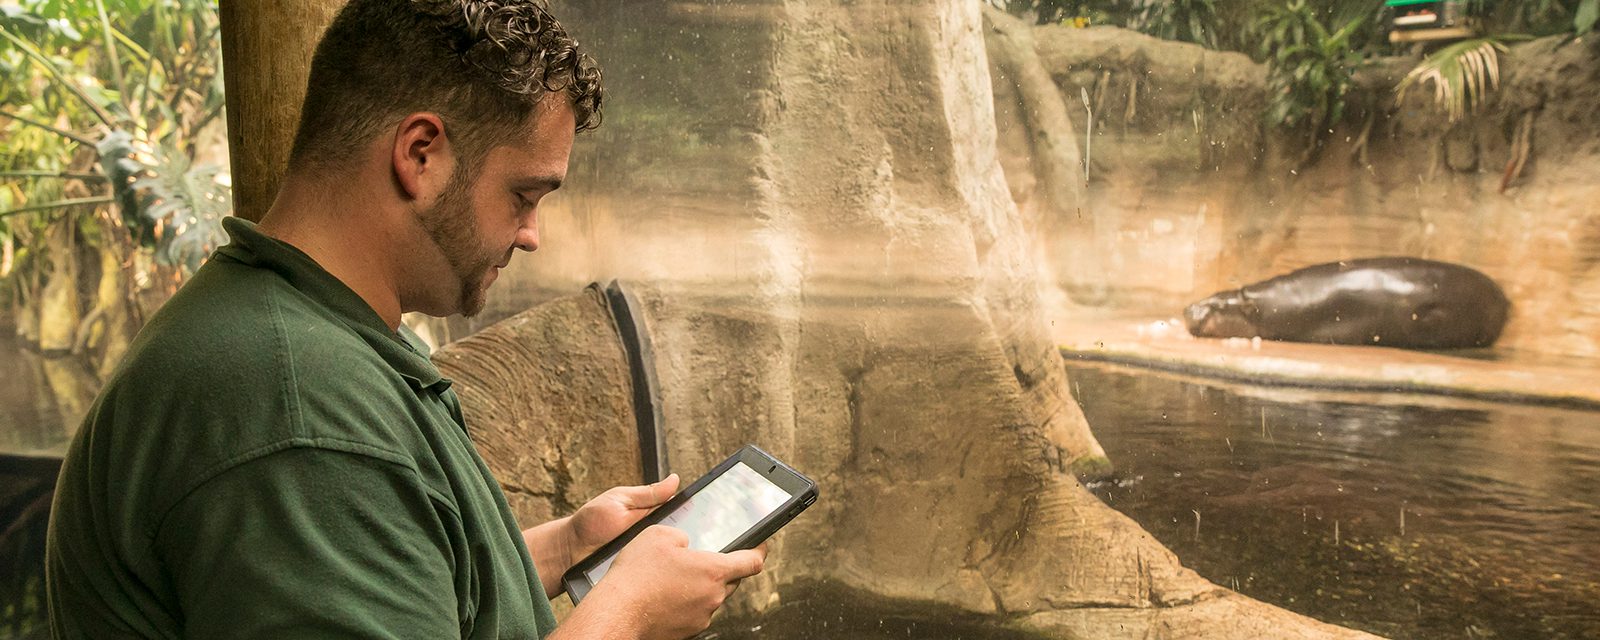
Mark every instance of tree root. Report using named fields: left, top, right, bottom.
left=1015, top=591, right=1379, bottom=639
left=986, top=481, right=1383, bottom=638
left=1500, top=110, right=1534, bottom=193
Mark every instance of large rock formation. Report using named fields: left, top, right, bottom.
left=991, top=19, right=1600, bottom=358
left=455, top=1, right=1370, bottom=637
left=432, top=287, right=644, bottom=525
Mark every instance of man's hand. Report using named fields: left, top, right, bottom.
left=566, top=473, right=681, bottom=562
left=521, top=474, right=680, bottom=595
left=553, top=525, right=768, bottom=640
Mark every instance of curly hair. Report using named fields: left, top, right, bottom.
left=288, top=0, right=602, bottom=172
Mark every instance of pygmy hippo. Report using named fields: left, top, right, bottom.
left=1183, top=257, right=1509, bottom=349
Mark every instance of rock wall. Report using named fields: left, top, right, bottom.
left=993, top=22, right=1600, bottom=358
left=479, top=1, right=1369, bottom=636
left=433, top=287, right=643, bottom=526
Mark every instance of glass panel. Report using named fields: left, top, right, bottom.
left=5, top=1, right=1597, bottom=638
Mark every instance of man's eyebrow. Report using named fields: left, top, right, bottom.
left=514, top=175, right=564, bottom=191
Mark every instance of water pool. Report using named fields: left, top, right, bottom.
left=1070, top=360, right=1600, bottom=639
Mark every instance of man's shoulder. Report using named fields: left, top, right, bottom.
left=94, top=260, right=417, bottom=466
left=73, top=258, right=441, bottom=524
left=120, top=255, right=408, bottom=385
left=122, top=258, right=364, bottom=372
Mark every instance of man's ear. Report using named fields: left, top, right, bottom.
left=391, top=113, right=455, bottom=204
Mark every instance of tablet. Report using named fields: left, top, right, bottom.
left=562, top=445, right=818, bottom=604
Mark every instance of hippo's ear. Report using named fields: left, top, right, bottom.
left=1237, top=290, right=1262, bottom=317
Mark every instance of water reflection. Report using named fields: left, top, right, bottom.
left=0, top=332, right=74, bottom=459
left=706, top=582, right=1045, bottom=640
left=0, top=457, right=56, bottom=638
left=0, top=329, right=68, bottom=637
left=1071, top=360, right=1600, bottom=639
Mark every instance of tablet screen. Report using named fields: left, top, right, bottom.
left=585, top=461, right=793, bottom=584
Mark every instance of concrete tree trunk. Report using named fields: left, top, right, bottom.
left=218, top=0, right=345, bottom=222
left=982, top=7, right=1110, bottom=306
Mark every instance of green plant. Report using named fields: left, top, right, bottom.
left=1, top=0, right=228, bottom=247
left=1, top=0, right=227, bottom=296
left=127, top=141, right=230, bottom=271
left=1000, top=0, right=1143, bottom=27
left=1252, top=0, right=1366, bottom=151
left=1395, top=36, right=1530, bottom=123
left=1393, top=0, right=1595, bottom=131
left=1467, top=0, right=1598, bottom=35
left=0, top=0, right=229, bottom=445
left=1135, top=0, right=1221, bottom=47
left=1580, top=0, right=1600, bottom=34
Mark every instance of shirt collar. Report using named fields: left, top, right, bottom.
left=212, top=217, right=452, bottom=393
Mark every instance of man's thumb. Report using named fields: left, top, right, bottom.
left=621, top=473, right=679, bottom=508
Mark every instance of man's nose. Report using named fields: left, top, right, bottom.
left=514, top=225, right=539, bottom=252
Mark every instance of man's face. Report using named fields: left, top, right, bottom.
left=416, top=99, right=576, bottom=317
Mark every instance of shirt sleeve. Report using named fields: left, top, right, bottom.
left=153, top=446, right=466, bottom=639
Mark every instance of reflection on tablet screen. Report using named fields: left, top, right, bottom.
left=586, top=461, right=792, bottom=584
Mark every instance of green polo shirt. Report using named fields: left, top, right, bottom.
left=46, top=217, right=558, bottom=638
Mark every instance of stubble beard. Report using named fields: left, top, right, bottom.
left=417, top=169, right=498, bottom=318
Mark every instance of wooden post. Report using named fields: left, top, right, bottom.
left=218, top=1, right=347, bottom=222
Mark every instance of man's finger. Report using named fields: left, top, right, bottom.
left=640, top=524, right=690, bottom=547
left=723, top=543, right=770, bottom=595
left=611, top=473, right=679, bottom=509
left=717, top=548, right=766, bottom=581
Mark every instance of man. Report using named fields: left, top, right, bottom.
left=45, top=1, right=765, bottom=638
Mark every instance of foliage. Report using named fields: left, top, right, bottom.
left=130, top=144, right=230, bottom=272
left=93, top=128, right=229, bottom=271
left=999, top=0, right=1221, bottom=46
left=1395, top=36, right=1530, bottom=124
left=1393, top=0, right=1595, bottom=129
left=991, top=0, right=1600, bottom=154
left=1581, top=0, right=1600, bottom=34
left=0, top=0, right=229, bottom=280
left=1001, top=0, right=1140, bottom=27
left=1135, top=0, right=1220, bottom=48
left=1467, top=0, right=1598, bottom=36
left=999, top=0, right=1382, bottom=52
left=1252, top=0, right=1365, bottom=141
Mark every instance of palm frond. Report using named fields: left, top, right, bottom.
left=1396, top=37, right=1531, bottom=124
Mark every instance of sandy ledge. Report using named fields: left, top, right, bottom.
left=1057, top=317, right=1600, bottom=410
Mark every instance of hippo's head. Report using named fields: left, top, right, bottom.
left=1183, top=290, right=1259, bottom=338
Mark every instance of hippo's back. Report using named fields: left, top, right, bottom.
left=1246, top=257, right=1509, bottom=348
